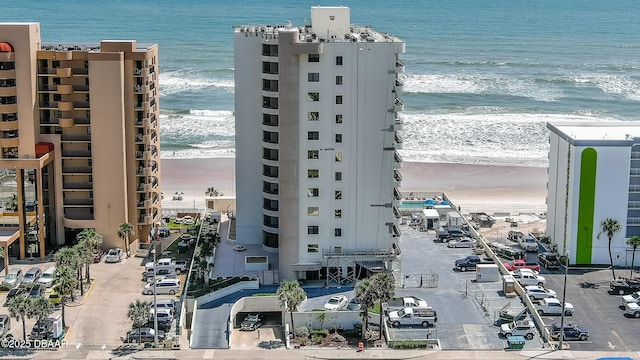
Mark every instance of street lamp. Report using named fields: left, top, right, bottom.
left=558, top=250, right=569, bottom=350
left=151, top=247, right=158, bottom=348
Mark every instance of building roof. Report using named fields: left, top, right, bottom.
left=547, top=121, right=640, bottom=146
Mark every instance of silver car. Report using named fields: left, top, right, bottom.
left=21, top=267, right=42, bottom=286
left=2, top=268, right=23, bottom=288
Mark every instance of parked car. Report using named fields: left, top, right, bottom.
left=2, top=268, right=23, bottom=288
left=4, top=287, right=27, bottom=305
left=446, top=237, right=477, bottom=248
left=504, top=259, right=540, bottom=272
left=609, top=278, right=640, bottom=295
left=124, top=327, right=165, bottom=343
left=105, top=248, right=124, bottom=263
left=538, top=252, right=561, bottom=269
left=150, top=308, right=173, bottom=324
left=29, top=284, right=45, bottom=298
left=144, top=319, right=171, bottom=332
left=500, top=319, right=536, bottom=340
left=20, top=267, right=42, bottom=286
left=324, top=295, right=348, bottom=311
left=30, top=318, right=54, bottom=340
left=182, top=216, right=195, bottom=225
left=537, top=297, right=574, bottom=316
left=0, top=314, right=10, bottom=338
left=518, top=235, right=539, bottom=252
left=347, top=297, right=361, bottom=311
left=510, top=268, right=539, bottom=278
left=93, top=250, right=104, bottom=263
left=515, top=272, right=546, bottom=287
left=549, top=323, right=589, bottom=341
left=38, top=266, right=56, bottom=288
left=454, top=255, right=494, bottom=271
left=525, top=285, right=557, bottom=301
left=142, top=279, right=180, bottom=295
left=624, top=301, right=640, bottom=318
left=621, top=291, right=640, bottom=307
left=48, top=290, right=62, bottom=305
left=142, top=268, right=177, bottom=282
left=240, top=314, right=263, bottom=331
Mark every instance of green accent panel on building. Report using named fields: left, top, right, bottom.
left=576, top=148, right=597, bottom=264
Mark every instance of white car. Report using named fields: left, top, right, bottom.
left=105, top=248, right=124, bottom=263
left=500, top=319, right=536, bottom=340
left=446, top=237, right=477, bottom=248
left=324, top=295, right=348, bottom=311
left=624, top=301, right=640, bottom=318
left=143, top=279, right=181, bottom=295
left=510, top=268, right=539, bottom=278
left=182, top=216, right=195, bottom=225
left=621, top=291, right=640, bottom=307
left=525, top=285, right=557, bottom=301
left=537, top=297, right=574, bottom=316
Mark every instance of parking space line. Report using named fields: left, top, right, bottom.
left=610, top=330, right=630, bottom=352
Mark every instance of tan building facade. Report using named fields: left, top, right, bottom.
left=0, top=23, right=161, bottom=262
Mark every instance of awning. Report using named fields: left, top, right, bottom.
left=290, top=263, right=322, bottom=271
left=356, top=260, right=386, bottom=273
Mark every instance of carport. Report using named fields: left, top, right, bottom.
left=234, top=311, right=282, bottom=328
left=230, top=296, right=283, bottom=329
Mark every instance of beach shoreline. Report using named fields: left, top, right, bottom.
left=160, top=158, right=548, bottom=215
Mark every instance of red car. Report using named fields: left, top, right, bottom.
left=93, top=250, right=104, bottom=263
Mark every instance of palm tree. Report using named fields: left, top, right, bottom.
left=53, top=265, right=78, bottom=328
left=276, top=280, right=306, bottom=333
left=205, top=187, right=219, bottom=197
left=627, top=236, right=640, bottom=278
left=128, top=299, right=152, bottom=343
left=55, top=246, right=82, bottom=293
left=600, top=218, right=622, bottom=280
left=316, top=311, right=329, bottom=330
left=355, top=278, right=376, bottom=341
left=28, top=296, right=54, bottom=331
left=371, top=272, right=395, bottom=339
left=118, top=223, right=135, bottom=257
left=77, top=229, right=103, bottom=280
left=74, top=242, right=93, bottom=293
left=7, top=294, right=31, bottom=340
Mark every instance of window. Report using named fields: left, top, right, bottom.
left=308, top=54, right=320, bottom=62
left=335, top=114, right=343, bottom=124
left=308, top=150, right=319, bottom=159
left=307, top=207, right=319, bottom=216
left=308, top=73, right=320, bottom=82
left=334, top=228, right=342, bottom=237
left=335, top=191, right=342, bottom=199
left=307, top=188, right=319, bottom=197
left=308, top=92, right=319, bottom=102
left=336, top=56, right=343, bottom=65
left=307, top=244, right=319, bottom=253
left=308, top=131, right=319, bottom=140
left=335, top=209, right=342, bottom=218
left=307, top=226, right=319, bottom=235
left=335, top=76, right=343, bottom=85
left=308, top=169, right=319, bottom=178
left=330, top=15, right=335, bottom=20
left=308, top=112, right=319, bottom=121
left=335, top=152, right=342, bottom=162
left=335, top=134, right=342, bottom=143
left=335, top=172, right=342, bottom=181
left=335, top=95, right=343, bottom=104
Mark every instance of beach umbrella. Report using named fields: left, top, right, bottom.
left=425, top=199, right=435, bottom=205
left=440, top=201, right=450, bottom=205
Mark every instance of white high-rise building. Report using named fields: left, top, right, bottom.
left=234, top=7, right=405, bottom=282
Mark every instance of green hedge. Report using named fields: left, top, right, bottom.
left=310, top=329, right=328, bottom=337
left=389, top=340, right=430, bottom=349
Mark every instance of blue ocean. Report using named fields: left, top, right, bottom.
left=4, top=0, right=640, bottom=167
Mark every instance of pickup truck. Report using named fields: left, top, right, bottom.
left=503, top=259, right=540, bottom=272
left=455, top=255, right=494, bottom=272
left=538, top=252, right=561, bottom=269
left=536, top=297, right=574, bottom=316
left=609, top=278, right=640, bottom=295
left=386, top=296, right=429, bottom=311
left=144, top=258, right=186, bottom=275
left=515, top=271, right=546, bottom=286
left=518, top=235, right=539, bottom=252
left=388, top=307, right=438, bottom=328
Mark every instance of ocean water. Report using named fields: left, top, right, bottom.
left=3, top=0, right=640, bottom=167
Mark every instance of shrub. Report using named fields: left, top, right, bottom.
left=294, top=326, right=309, bottom=338
left=0, top=284, right=12, bottom=292
left=310, top=329, right=328, bottom=337
left=298, top=338, right=307, bottom=346
left=252, top=293, right=277, bottom=297
left=311, top=334, right=323, bottom=345
left=389, top=340, right=430, bottom=349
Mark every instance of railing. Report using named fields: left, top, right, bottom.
left=630, top=185, right=640, bottom=193
left=323, top=248, right=395, bottom=258
left=630, top=168, right=640, bottom=176
left=63, top=198, right=93, bottom=206
left=628, top=218, right=640, bottom=225
left=61, top=134, right=91, bottom=141
left=393, top=169, right=403, bottom=181
left=61, top=150, right=91, bottom=157
left=63, top=183, right=93, bottom=189
left=628, top=201, right=640, bottom=209
left=62, top=166, right=92, bottom=173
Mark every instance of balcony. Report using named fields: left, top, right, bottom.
left=0, top=69, right=15, bottom=79
left=74, top=102, right=90, bottom=110
left=0, top=103, right=17, bottom=113
left=0, top=121, right=18, bottom=131
left=393, top=206, right=401, bottom=219
left=393, top=187, right=402, bottom=201
left=0, top=138, right=19, bottom=147
left=395, top=60, right=405, bottom=72
left=63, top=198, right=93, bottom=206
left=393, top=169, right=403, bottom=186
left=631, top=169, right=640, bottom=176
left=0, top=86, right=16, bottom=97
left=394, top=151, right=403, bottom=168
left=62, top=166, right=92, bottom=174
left=72, top=68, right=88, bottom=76
left=395, top=78, right=404, bottom=92
left=56, top=84, right=73, bottom=95
left=138, top=214, right=153, bottom=224
left=393, top=98, right=404, bottom=112
left=59, top=118, right=75, bottom=128
left=134, top=101, right=150, bottom=112
left=58, top=102, right=74, bottom=112
left=56, top=68, right=72, bottom=77
left=394, top=116, right=404, bottom=130
left=61, top=134, right=91, bottom=142
left=73, top=85, right=90, bottom=92
left=61, top=150, right=91, bottom=158
left=394, top=132, right=403, bottom=149
left=628, top=201, right=640, bottom=210
left=630, top=185, right=640, bottom=193
left=63, top=182, right=93, bottom=190
left=628, top=217, right=640, bottom=226
left=133, top=68, right=149, bottom=77
left=392, top=224, right=401, bottom=238
left=133, top=84, right=149, bottom=93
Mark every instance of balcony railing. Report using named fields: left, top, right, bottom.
left=63, top=198, right=93, bottom=206
left=63, top=183, right=93, bottom=190
left=630, top=185, right=640, bottom=193
left=323, top=248, right=395, bottom=258
left=62, top=166, right=92, bottom=174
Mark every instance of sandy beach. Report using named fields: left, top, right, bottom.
left=160, top=158, right=548, bottom=216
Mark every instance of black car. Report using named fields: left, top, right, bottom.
left=610, top=278, right=640, bottom=295
left=29, top=284, right=45, bottom=298
left=240, top=314, right=262, bottom=331
left=144, top=320, right=171, bottom=332
left=30, top=318, right=54, bottom=340
left=550, top=323, right=589, bottom=341
left=4, top=287, right=27, bottom=305
left=538, top=252, right=561, bottom=269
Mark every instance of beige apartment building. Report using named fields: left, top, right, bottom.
left=0, top=23, right=161, bottom=265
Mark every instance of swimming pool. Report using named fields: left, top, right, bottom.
left=399, top=200, right=428, bottom=209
